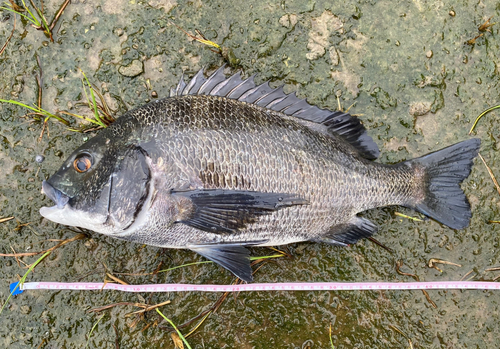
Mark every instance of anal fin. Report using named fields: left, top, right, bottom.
left=190, top=243, right=263, bottom=282
left=315, top=217, right=378, bottom=246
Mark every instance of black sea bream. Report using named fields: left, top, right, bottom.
left=40, top=67, right=480, bottom=281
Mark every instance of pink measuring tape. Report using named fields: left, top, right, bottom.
left=10, top=281, right=500, bottom=295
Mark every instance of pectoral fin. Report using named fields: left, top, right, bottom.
left=173, top=189, right=308, bottom=233
left=190, top=243, right=260, bottom=282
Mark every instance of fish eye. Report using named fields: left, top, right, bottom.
left=73, top=154, right=92, bottom=173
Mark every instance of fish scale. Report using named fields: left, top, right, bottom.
left=40, top=68, right=480, bottom=282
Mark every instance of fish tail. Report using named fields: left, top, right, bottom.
left=407, top=138, right=480, bottom=229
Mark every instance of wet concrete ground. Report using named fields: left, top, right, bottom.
left=0, top=0, right=499, bottom=348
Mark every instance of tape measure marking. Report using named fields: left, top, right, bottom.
left=10, top=281, right=500, bottom=295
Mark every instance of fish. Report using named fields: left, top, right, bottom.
left=40, top=67, right=481, bottom=282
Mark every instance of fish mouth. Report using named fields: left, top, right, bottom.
left=41, top=180, right=70, bottom=209
left=40, top=180, right=99, bottom=229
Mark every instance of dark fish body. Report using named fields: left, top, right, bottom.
left=40, top=68, right=480, bottom=281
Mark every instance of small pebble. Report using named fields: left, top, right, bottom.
left=35, top=155, right=45, bottom=163
left=118, top=59, right=144, bottom=77
left=449, top=10, right=455, bottom=17
left=426, top=50, right=433, bottom=58
left=114, top=28, right=124, bottom=37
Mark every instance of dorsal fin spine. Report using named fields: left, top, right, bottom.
left=175, top=73, right=186, bottom=96
left=172, top=68, right=380, bottom=160
left=226, top=75, right=256, bottom=99
left=265, top=96, right=287, bottom=109
left=255, top=85, right=285, bottom=106
left=183, top=69, right=206, bottom=95
left=198, top=66, right=228, bottom=95
left=236, top=79, right=263, bottom=101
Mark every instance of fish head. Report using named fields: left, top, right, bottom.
left=40, top=132, right=153, bottom=235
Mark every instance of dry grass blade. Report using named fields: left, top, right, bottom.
left=478, top=153, right=500, bottom=196
left=0, top=233, right=86, bottom=257
left=127, top=300, right=172, bottom=316
left=171, top=332, right=185, bottom=349
left=184, top=311, right=211, bottom=338
left=466, top=33, right=483, bottom=45
left=34, top=55, right=49, bottom=140
left=267, top=246, right=291, bottom=258
left=428, top=258, right=461, bottom=273
left=422, top=292, right=436, bottom=308
left=0, top=16, right=15, bottom=57
left=7, top=0, right=23, bottom=11
left=460, top=270, right=475, bottom=281
left=90, top=300, right=171, bottom=315
left=13, top=220, right=30, bottom=231
left=48, top=0, right=70, bottom=30
left=0, top=217, right=14, bottom=223
left=169, top=21, right=241, bottom=66
left=140, top=320, right=157, bottom=333
left=106, top=273, right=129, bottom=285
left=395, top=260, right=419, bottom=278
left=169, top=308, right=212, bottom=334
left=251, top=259, right=272, bottom=275
left=36, top=55, right=43, bottom=110
left=112, top=324, right=120, bottom=349
left=368, top=237, right=394, bottom=253
left=345, top=101, right=356, bottom=114
left=484, top=266, right=500, bottom=281
left=396, top=260, right=437, bottom=308
left=478, top=16, right=496, bottom=32
left=485, top=266, right=500, bottom=272
left=36, top=338, right=47, bottom=349
left=169, top=21, right=221, bottom=51
left=90, top=302, right=149, bottom=313
left=388, top=325, right=414, bottom=349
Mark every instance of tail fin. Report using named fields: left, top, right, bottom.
left=408, top=138, right=480, bottom=230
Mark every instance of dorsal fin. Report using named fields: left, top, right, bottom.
left=171, top=68, right=380, bottom=160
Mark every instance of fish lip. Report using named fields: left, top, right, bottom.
left=41, top=180, right=70, bottom=209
